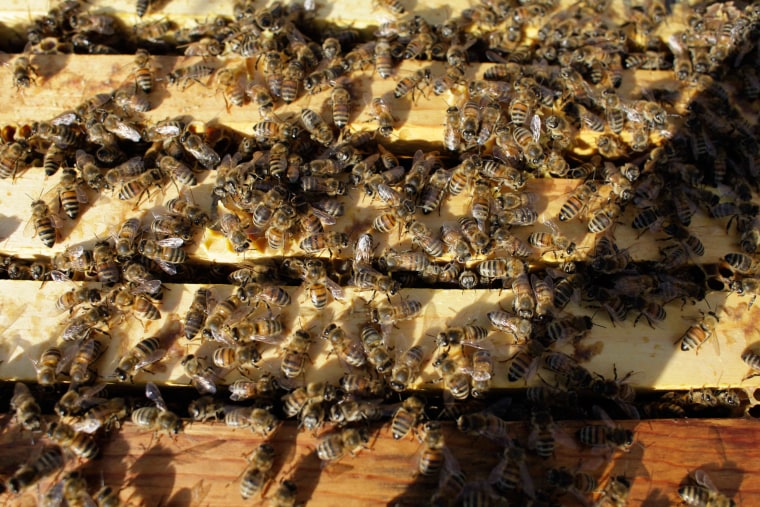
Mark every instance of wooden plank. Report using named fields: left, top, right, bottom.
left=1, top=280, right=759, bottom=390
left=0, top=163, right=745, bottom=266
left=0, top=0, right=457, bottom=32
left=1, top=418, right=758, bottom=506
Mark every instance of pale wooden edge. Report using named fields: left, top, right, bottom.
left=1, top=280, right=759, bottom=390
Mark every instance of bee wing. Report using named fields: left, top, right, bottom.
left=311, top=207, right=337, bottom=226
left=616, top=400, right=641, bottom=420
left=13, top=381, right=32, bottom=398
left=72, top=418, right=103, bottom=434
left=325, top=277, right=345, bottom=301
left=135, top=348, right=167, bottom=371
left=113, top=122, right=142, bottom=142
left=554, top=425, right=581, bottom=451
left=62, top=321, right=91, bottom=342
left=75, top=184, right=89, bottom=204
left=129, top=279, right=162, bottom=295
left=43, top=479, right=65, bottom=506
left=518, top=456, right=536, bottom=499
left=591, top=405, right=616, bottom=428
left=80, top=382, right=108, bottom=401
left=155, top=259, right=178, bottom=275
left=157, top=237, right=185, bottom=248
left=354, top=233, right=374, bottom=266
left=50, top=270, right=72, bottom=282
left=56, top=343, right=78, bottom=374
left=530, top=114, right=541, bottom=141
left=191, top=376, right=217, bottom=395
left=693, top=470, right=719, bottom=491
left=51, top=111, right=80, bottom=126
left=146, top=381, right=168, bottom=411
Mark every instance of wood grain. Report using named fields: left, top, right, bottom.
left=1, top=418, right=758, bottom=506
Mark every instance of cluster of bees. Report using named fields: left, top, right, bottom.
left=2, top=0, right=760, bottom=505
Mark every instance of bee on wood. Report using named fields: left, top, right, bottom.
left=433, top=349, right=470, bottom=400
left=0, top=141, right=30, bottom=179
left=240, top=444, right=276, bottom=500
left=576, top=406, right=635, bottom=452
left=12, top=55, right=37, bottom=89
left=391, top=396, right=426, bottom=440
left=167, top=61, right=216, bottom=89
left=228, top=375, right=277, bottom=402
left=321, top=323, right=366, bottom=369
left=491, top=445, right=534, bottom=498
left=368, top=97, right=395, bottom=137
left=114, top=336, right=165, bottom=382
left=679, top=311, right=719, bottom=352
left=679, top=471, right=735, bottom=507
left=33, top=346, right=62, bottom=386
left=11, top=382, right=41, bottom=432
left=46, top=420, right=99, bottom=460
left=6, top=445, right=65, bottom=494
left=181, top=354, right=218, bottom=395
left=301, top=108, right=334, bottom=146
left=29, top=199, right=60, bottom=248
left=390, top=344, right=426, bottom=392
left=316, top=427, right=371, bottom=464
left=131, top=382, right=183, bottom=436
left=280, top=329, right=313, bottom=379
left=68, top=336, right=104, bottom=385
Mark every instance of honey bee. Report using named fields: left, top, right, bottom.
left=434, top=350, right=470, bottom=400
left=369, top=97, right=395, bottom=137
left=212, top=343, right=262, bottom=371
left=459, top=216, right=491, bottom=255
left=390, top=344, right=426, bottom=391
left=321, top=323, right=366, bottom=369
left=218, top=213, right=250, bottom=254
left=117, top=168, right=164, bottom=203
left=47, top=420, right=99, bottom=459
left=299, top=231, right=349, bottom=254
left=679, top=471, right=735, bottom=507
left=111, top=285, right=161, bottom=322
left=280, top=330, right=313, bottom=379
left=379, top=250, right=431, bottom=273
left=300, top=108, right=334, bottom=146
left=33, top=346, right=62, bottom=386
left=437, top=324, right=490, bottom=348
left=528, top=219, right=576, bottom=258
left=30, top=199, right=60, bottom=248
left=215, top=67, right=246, bottom=110
left=407, top=220, right=445, bottom=258
left=238, top=283, right=292, bottom=309
left=114, top=336, right=165, bottom=381
left=138, top=238, right=187, bottom=275
left=68, top=336, right=104, bottom=385
left=132, top=48, right=153, bottom=93
left=679, top=311, right=719, bottom=352
left=394, top=67, right=431, bottom=100
left=11, top=382, right=41, bottom=431
left=0, top=141, right=30, bottom=179
left=316, top=427, right=371, bottom=463
left=188, top=396, right=226, bottom=423
left=56, top=286, right=102, bottom=314
left=546, top=315, right=593, bottom=344
left=457, top=409, right=512, bottom=444
left=240, top=444, right=276, bottom=499
left=181, top=354, right=218, bottom=395
left=576, top=407, right=635, bottom=452
left=443, top=106, right=462, bottom=151
left=507, top=339, right=546, bottom=382
left=371, top=298, right=422, bottom=335
left=228, top=375, right=277, bottom=402
left=360, top=324, right=394, bottom=373
left=417, top=421, right=447, bottom=476
left=330, top=80, right=352, bottom=129
left=490, top=444, right=534, bottom=498
left=167, top=61, right=216, bottom=89
left=545, top=466, right=596, bottom=504
left=268, top=479, right=298, bottom=507
left=132, top=382, right=183, bottom=436
left=742, top=345, right=760, bottom=381
left=558, top=181, right=598, bottom=222
left=340, top=372, right=386, bottom=398
left=487, top=311, right=532, bottom=343
left=62, top=304, right=111, bottom=342
left=181, top=130, right=221, bottom=169
left=7, top=445, right=65, bottom=494
left=391, top=396, right=425, bottom=440
left=12, top=55, right=37, bottom=89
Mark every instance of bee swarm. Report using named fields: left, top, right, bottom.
left=1, top=0, right=760, bottom=506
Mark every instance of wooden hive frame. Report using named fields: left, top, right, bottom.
left=0, top=0, right=759, bottom=505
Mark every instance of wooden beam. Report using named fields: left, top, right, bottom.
left=1, top=418, right=758, bottom=506
left=1, top=280, right=759, bottom=390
